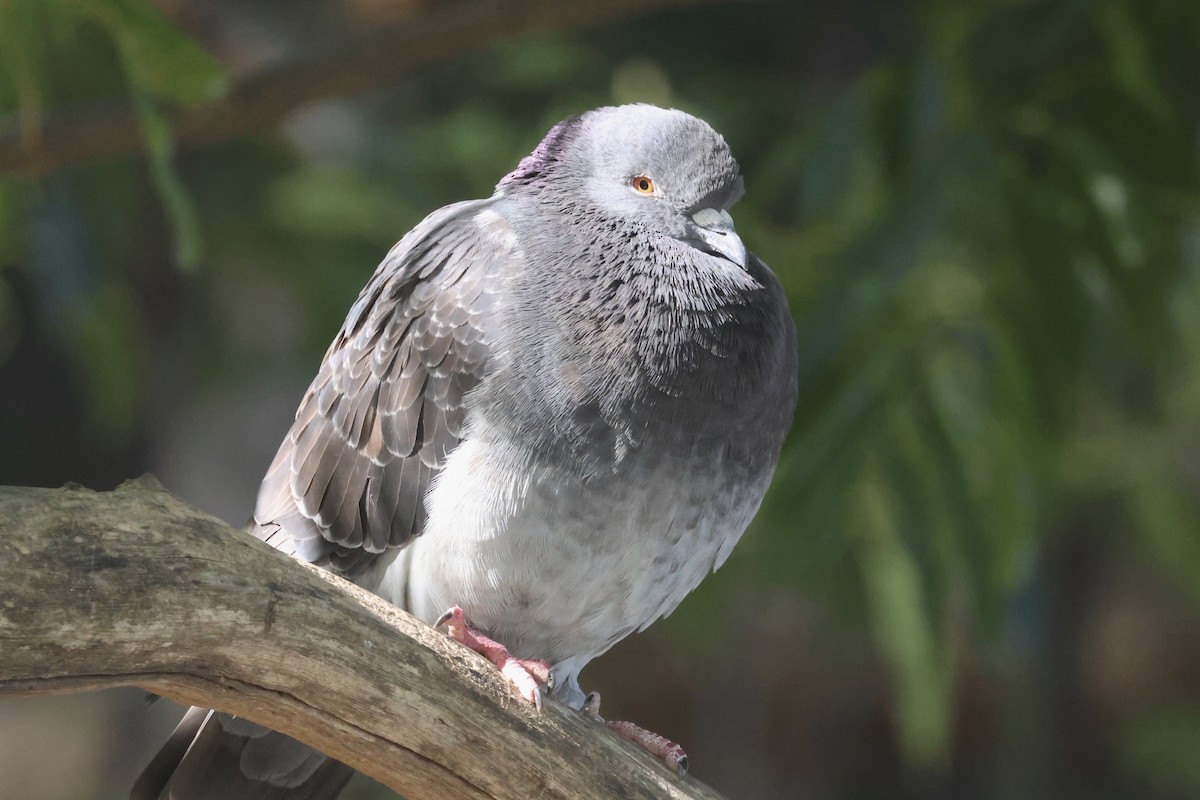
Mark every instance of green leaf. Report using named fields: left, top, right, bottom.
left=0, top=0, right=47, bottom=128
left=131, top=91, right=202, bottom=270
left=1122, top=706, right=1200, bottom=792
left=489, top=34, right=596, bottom=92
left=69, top=280, right=143, bottom=444
left=852, top=467, right=953, bottom=769
left=266, top=166, right=418, bottom=242
left=72, top=0, right=226, bottom=106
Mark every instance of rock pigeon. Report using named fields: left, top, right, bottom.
left=134, top=103, right=797, bottom=799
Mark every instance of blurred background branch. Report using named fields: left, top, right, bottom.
left=0, top=0, right=721, bottom=177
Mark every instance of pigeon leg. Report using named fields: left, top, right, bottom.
left=435, top=606, right=553, bottom=711
left=583, top=691, right=688, bottom=776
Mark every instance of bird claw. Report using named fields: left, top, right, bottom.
left=433, top=606, right=464, bottom=636
left=581, top=690, right=688, bottom=776
left=435, top=605, right=553, bottom=712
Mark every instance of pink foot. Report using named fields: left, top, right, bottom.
left=583, top=691, right=688, bottom=776
left=434, top=606, right=553, bottom=711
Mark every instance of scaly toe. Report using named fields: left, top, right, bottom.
left=512, top=657, right=553, bottom=688
left=605, top=719, right=689, bottom=777
left=435, top=605, right=549, bottom=712
left=499, top=658, right=543, bottom=711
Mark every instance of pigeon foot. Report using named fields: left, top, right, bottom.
left=583, top=691, right=688, bottom=776
left=435, top=606, right=553, bottom=711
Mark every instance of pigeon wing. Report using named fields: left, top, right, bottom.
left=251, top=199, right=510, bottom=579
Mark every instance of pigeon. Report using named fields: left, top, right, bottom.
left=133, top=103, right=798, bottom=799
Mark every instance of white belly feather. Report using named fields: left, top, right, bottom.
left=376, top=422, right=770, bottom=704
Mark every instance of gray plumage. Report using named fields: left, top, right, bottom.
left=136, top=104, right=797, bottom=800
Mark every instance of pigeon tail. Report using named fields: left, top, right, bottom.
left=131, top=710, right=354, bottom=800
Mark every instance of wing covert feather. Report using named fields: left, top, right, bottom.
left=251, top=200, right=512, bottom=578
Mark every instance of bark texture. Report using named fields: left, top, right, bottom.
left=0, top=478, right=727, bottom=800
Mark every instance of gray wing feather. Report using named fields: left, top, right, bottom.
left=253, top=198, right=507, bottom=579
left=152, top=713, right=354, bottom=800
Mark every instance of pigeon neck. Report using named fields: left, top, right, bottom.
left=497, top=115, right=584, bottom=191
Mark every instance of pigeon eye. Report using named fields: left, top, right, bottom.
left=631, top=175, right=656, bottom=195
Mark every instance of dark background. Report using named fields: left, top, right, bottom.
left=2, top=0, right=1200, bottom=798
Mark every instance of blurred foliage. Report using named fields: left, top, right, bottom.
left=0, top=0, right=224, bottom=269
left=2, top=0, right=1200, bottom=798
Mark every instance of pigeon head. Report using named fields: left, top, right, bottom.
left=500, top=104, right=749, bottom=268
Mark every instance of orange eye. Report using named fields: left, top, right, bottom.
left=631, top=175, right=656, bottom=195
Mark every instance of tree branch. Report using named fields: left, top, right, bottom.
left=0, top=0, right=723, bottom=178
left=0, top=479, right=726, bottom=800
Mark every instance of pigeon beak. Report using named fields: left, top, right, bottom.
left=688, top=207, right=748, bottom=269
